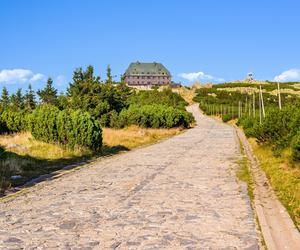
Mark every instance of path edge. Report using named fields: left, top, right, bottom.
left=234, top=125, right=300, bottom=250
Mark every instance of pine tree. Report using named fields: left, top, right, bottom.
left=106, top=65, right=113, bottom=84
left=24, top=84, right=36, bottom=111
left=10, top=88, right=24, bottom=111
left=57, top=92, right=68, bottom=110
left=67, top=65, right=101, bottom=110
left=37, top=78, right=58, bottom=105
left=1, top=87, right=10, bottom=108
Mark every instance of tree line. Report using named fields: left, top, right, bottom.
left=0, top=65, right=194, bottom=150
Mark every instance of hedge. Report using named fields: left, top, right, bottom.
left=237, top=104, right=300, bottom=161
left=0, top=105, right=102, bottom=151
left=291, top=132, right=300, bottom=161
left=0, top=110, right=28, bottom=133
left=31, top=105, right=102, bottom=150
left=113, top=104, right=194, bottom=128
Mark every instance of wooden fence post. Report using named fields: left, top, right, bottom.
left=260, top=85, right=265, bottom=118
left=278, top=82, right=282, bottom=110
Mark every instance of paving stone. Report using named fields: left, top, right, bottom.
left=0, top=105, right=258, bottom=249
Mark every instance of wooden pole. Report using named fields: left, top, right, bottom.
left=238, top=101, right=241, bottom=118
left=245, top=96, right=248, bottom=116
left=259, top=89, right=262, bottom=124
left=249, top=96, right=251, bottom=116
left=277, top=82, right=282, bottom=110
left=253, top=92, right=255, bottom=117
left=260, top=85, right=265, bottom=118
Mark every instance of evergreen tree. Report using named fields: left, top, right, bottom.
left=0, top=87, right=10, bottom=108
left=67, top=65, right=101, bottom=110
left=10, top=88, right=24, bottom=111
left=24, top=84, right=36, bottom=111
left=106, top=65, right=113, bottom=84
left=67, top=65, right=130, bottom=120
left=57, top=92, right=68, bottom=110
left=37, top=78, right=58, bottom=105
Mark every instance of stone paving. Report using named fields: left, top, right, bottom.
left=0, top=105, right=258, bottom=249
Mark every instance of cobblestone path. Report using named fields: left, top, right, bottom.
left=0, top=105, right=258, bottom=249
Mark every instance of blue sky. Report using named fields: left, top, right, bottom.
left=1, top=0, right=300, bottom=93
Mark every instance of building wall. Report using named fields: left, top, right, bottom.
left=125, top=75, right=171, bottom=86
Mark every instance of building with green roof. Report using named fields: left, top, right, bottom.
left=124, top=61, right=171, bottom=88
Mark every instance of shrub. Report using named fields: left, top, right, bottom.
left=0, top=110, right=31, bottom=133
left=30, top=105, right=60, bottom=143
left=30, top=105, right=102, bottom=150
left=222, top=114, right=232, bottom=123
left=116, top=104, right=194, bottom=129
left=291, top=133, right=300, bottom=162
left=0, top=120, right=9, bottom=134
left=109, top=110, right=120, bottom=128
left=128, top=89, right=188, bottom=110
left=68, top=110, right=102, bottom=150
left=237, top=116, right=260, bottom=138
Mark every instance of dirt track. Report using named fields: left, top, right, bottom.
left=0, top=105, right=258, bottom=249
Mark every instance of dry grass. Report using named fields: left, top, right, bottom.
left=220, top=86, right=300, bottom=96
left=103, top=125, right=183, bottom=149
left=249, top=138, right=300, bottom=229
left=171, top=87, right=196, bottom=105
left=0, top=132, right=88, bottom=160
left=0, top=127, right=183, bottom=160
left=0, top=126, right=183, bottom=191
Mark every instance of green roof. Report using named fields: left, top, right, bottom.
left=125, top=62, right=171, bottom=76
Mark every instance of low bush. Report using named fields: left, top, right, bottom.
left=128, top=89, right=188, bottom=110
left=30, top=105, right=102, bottom=150
left=291, top=133, right=300, bottom=161
left=0, top=110, right=28, bottom=133
left=222, top=114, right=232, bottom=123
left=0, top=120, right=8, bottom=134
left=237, top=105, right=300, bottom=161
left=30, top=105, right=60, bottom=143
left=116, top=104, right=194, bottom=129
left=0, top=105, right=102, bottom=151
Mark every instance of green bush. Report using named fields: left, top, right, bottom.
left=128, top=89, right=188, bottom=110
left=291, top=133, right=300, bottom=161
left=0, top=110, right=28, bottom=133
left=30, top=105, right=102, bottom=150
left=116, top=104, right=194, bottom=129
left=222, top=114, right=232, bottom=123
left=0, top=120, right=8, bottom=134
left=237, top=116, right=259, bottom=138
left=30, top=105, right=60, bottom=143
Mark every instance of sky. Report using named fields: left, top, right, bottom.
left=1, top=0, right=300, bottom=93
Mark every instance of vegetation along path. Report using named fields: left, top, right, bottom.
left=0, top=105, right=259, bottom=249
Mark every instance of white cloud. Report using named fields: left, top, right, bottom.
left=178, top=71, right=224, bottom=82
left=55, top=75, right=66, bottom=86
left=0, top=69, right=46, bottom=84
left=30, top=73, right=45, bottom=82
left=274, top=69, right=300, bottom=82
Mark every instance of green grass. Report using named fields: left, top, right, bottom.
left=249, top=138, right=300, bottom=230
left=237, top=155, right=254, bottom=201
